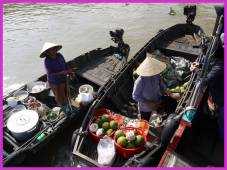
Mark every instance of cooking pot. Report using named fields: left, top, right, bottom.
left=27, top=81, right=50, bottom=100
left=27, top=81, right=48, bottom=94
left=6, top=110, right=40, bottom=141
left=13, top=90, right=29, bottom=102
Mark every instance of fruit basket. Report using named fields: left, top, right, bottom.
left=121, top=119, right=150, bottom=136
left=88, top=108, right=119, bottom=142
left=114, top=127, right=147, bottom=158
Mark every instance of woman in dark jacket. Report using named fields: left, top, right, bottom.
left=40, top=42, right=73, bottom=106
left=190, top=36, right=224, bottom=139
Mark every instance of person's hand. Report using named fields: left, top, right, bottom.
left=68, top=71, right=75, bottom=79
left=64, top=68, right=75, bottom=78
left=190, top=62, right=200, bottom=72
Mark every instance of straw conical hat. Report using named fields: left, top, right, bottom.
left=40, top=42, right=62, bottom=58
left=136, top=53, right=166, bottom=77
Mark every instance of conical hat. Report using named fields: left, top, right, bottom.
left=136, top=53, right=166, bottom=77
left=40, top=42, right=62, bottom=58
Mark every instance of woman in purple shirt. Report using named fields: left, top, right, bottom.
left=133, top=53, right=176, bottom=121
left=40, top=42, right=73, bottom=106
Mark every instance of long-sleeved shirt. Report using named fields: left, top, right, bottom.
left=45, top=53, right=67, bottom=85
left=205, top=57, right=224, bottom=107
left=132, top=75, right=167, bottom=112
left=197, top=47, right=224, bottom=107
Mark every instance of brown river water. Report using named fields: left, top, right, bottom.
left=3, top=3, right=218, bottom=166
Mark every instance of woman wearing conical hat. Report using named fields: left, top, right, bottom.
left=132, top=53, right=176, bottom=121
left=40, top=42, right=74, bottom=106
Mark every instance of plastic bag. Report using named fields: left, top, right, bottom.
left=97, top=136, right=116, bottom=166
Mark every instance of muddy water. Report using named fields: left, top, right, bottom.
left=3, top=3, right=217, bottom=166
left=3, top=3, right=217, bottom=95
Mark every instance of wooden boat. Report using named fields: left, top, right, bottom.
left=72, top=6, right=224, bottom=167
left=158, top=5, right=224, bottom=167
left=3, top=29, right=130, bottom=166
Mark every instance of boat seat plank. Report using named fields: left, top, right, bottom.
left=159, top=41, right=201, bottom=56
left=77, top=55, right=123, bottom=86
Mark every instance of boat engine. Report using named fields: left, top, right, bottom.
left=184, top=5, right=196, bottom=24
left=110, top=28, right=130, bottom=62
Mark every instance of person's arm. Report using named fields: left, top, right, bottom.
left=45, top=58, right=68, bottom=76
left=45, top=63, right=67, bottom=76
left=190, top=55, right=206, bottom=72
left=132, top=77, right=145, bottom=103
left=46, top=54, right=73, bottom=76
left=60, top=53, right=76, bottom=77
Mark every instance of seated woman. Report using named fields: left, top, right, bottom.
left=40, top=42, right=74, bottom=107
left=190, top=34, right=224, bottom=139
left=132, top=53, right=177, bottom=121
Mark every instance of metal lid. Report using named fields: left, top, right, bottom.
left=27, top=81, right=47, bottom=94
left=7, top=110, right=39, bottom=133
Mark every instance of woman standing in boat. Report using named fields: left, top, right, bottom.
left=132, top=53, right=176, bottom=121
left=40, top=42, right=73, bottom=106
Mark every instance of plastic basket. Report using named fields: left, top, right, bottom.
left=114, top=127, right=146, bottom=159
left=89, top=118, right=115, bottom=142
left=111, top=113, right=125, bottom=126
left=89, top=108, right=115, bottom=142
left=121, top=119, right=149, bottom=136
left=93, top=108, right=112, bottom=118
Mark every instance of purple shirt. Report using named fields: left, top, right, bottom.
left=44, top=53, right=67, bottom=85
left=132, top=75, right=167, bottom=112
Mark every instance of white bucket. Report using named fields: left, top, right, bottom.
left=77, top=93, right=94, bottom=103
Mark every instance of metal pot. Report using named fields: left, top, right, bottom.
left=13, top=90, right=29, bottom=102
left=6, top=110, right=40, bottom=141
left=27, top=81, right=47, bottom=94
left=27, top=81, right=50, bottom=100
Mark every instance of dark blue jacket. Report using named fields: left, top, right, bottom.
left=205, top=52, right=224, bottom=107
left=44, top=53, right=67, bottom=85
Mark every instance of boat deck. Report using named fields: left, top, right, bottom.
left=77, top=54, right=124, bottom=86
left=158, top=34, right=202, bottom=60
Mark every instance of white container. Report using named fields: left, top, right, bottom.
left=7, top=110, right=39, bottom=141
left=77, top=92, right=94, bottom=103
left=79, top=84, right=94, bottom=94
left=6, top=97, right=18, bottom=108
